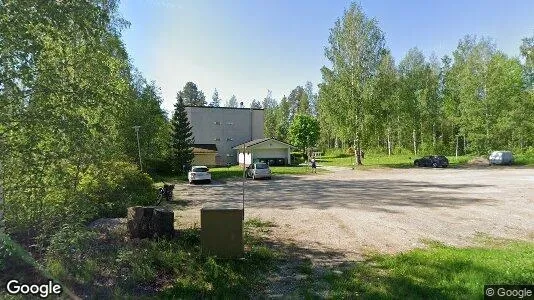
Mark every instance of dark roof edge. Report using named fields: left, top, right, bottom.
left=233, top=138, right=295, bottom=149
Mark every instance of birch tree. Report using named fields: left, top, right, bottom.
left=319, top=3, right=385, bottom=165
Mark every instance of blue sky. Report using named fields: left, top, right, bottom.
left=118, top=0, right=533, bottom=114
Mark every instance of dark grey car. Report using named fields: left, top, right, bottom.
left=414, top=155, right=449, bottom=168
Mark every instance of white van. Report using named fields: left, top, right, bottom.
left=489, top=151, right=513, bottom=165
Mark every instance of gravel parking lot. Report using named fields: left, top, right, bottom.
left=172, top=166, right=534, bottom=259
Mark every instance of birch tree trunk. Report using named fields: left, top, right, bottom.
left=412, top=129, right=417, bottom=155
left=387, top=127, right=391, bottom=156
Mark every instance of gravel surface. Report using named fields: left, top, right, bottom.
left=171, top=166, right=534, bottom=259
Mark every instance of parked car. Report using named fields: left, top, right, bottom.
left=188, top=166, right=211, bottom=184
left=246, top=163, right=272, bottom=179
left=489, top=151, right=513, bottom=165
left=414, top=155, right=449, bottom=168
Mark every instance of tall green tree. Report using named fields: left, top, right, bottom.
left=304, top=81, right=317, bottom=116
left=0, top=0, right=135, bottom=234
left=288, top=86, right=310, bottom=116
left=262, top=90, right=278, bottom=138
left=275, top=96, right=291, bottom=142
left=453, top=36, right=496, bottom=153
left=177, top=82, right=206, bottom=106
left=366, top=50, right=399, bottom=155
left=209, top=88, right=221, bottom=107
left=225, top=95, right=238, bottom=107
left=124, top=74, right=170, bottom=169
left=289, top=115, right=320, bottom=156
left=169, top=96, right=194, bottom=173
left=319, top=2, right=385, bottom=165
left=250, top=99, right=262, bottom=109
left=520, top=35, right=534, bottom=89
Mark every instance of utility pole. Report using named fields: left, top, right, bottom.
left=132, top=125, right=142, bottom=171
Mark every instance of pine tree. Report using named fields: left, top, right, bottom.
left=170, top=96, right=195, bottom=173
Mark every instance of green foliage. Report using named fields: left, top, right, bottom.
left=289, top=114, right=320, bottom=153
left=0, top=0, right=141, bottom=236
left=319, top=2, right=386, bottom=159
left=250, top=99, right=262, bottom=109
left=225, top=95, right=239, bottom=108
left=320, top=241, right=534, bottom=299
left=42, top=221, right=278, bottom=298
left=275, top=96, right=291, bottom=142
left=263, top=90, right=279, bottom=138
left=78, top=161, right=156, bottom=219
left=122, top=76, right=171, bottom=172
left=209, top=88, right=221, bottom=107
left=169, top=96, right=195, bottom=174
left=177, top=82, right=206, bottom=106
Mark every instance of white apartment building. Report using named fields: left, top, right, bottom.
left=185, top=106, right=265, bottom=166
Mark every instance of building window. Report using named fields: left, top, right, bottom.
left=226, top=138, right=233, bottom=141
left=213, top=121, right=221, bottom=125
left=214, top=138, right=220, bottom=141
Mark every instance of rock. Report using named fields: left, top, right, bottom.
left=127, top=206, right=155, bottom=239
left=127, top=206, right=174, bottom=239
left=151, top=208, right=174, bottom=238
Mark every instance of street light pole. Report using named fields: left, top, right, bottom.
left=132, top=125, right=142, bottom=171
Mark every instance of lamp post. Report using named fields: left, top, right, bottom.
left=132, top=125, right=142, bottom=171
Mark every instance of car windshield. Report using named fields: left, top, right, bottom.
left=192, top=167, right=208, bottom=172
left=255, top=163, right=268, bottom=169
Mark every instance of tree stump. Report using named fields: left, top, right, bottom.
left=127, top=206, right=174, bottom=239
left=127, top=206, right=155, bottom=239
left=151, top=208, right=174, bottom=238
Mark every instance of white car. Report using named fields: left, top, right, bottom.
left=246, top=163, right=272, bottom=180
left=188, top=166, right=211, bottom=184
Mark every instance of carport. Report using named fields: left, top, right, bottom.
left=233, top=138, right=294, bottom=166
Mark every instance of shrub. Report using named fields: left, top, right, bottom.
left=78, top=161, right=156, bottom=220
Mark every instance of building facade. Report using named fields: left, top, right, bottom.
left=185, top=106, right=264, bottom=166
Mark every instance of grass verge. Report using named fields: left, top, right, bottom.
left=312, top=240, right=534, bottom=299
left=317, top=154, right=475, bottom=169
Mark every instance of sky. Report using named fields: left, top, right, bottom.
left=118, top=0, right=534, bottom=114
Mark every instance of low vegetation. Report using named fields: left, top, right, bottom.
left=1, top=220, right=279, bottom=298
left=297, top=240, right=534, bottom=299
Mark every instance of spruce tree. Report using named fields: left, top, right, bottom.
left=170, top=95, right=195, bottom=173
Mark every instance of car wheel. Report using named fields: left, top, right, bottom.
left=432, top=162, right=438, bottom=168
left=207, top=179, right=211, bottom=184
left=267, top=176, right=272, bottom=180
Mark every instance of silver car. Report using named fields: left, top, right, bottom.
left=489, top=151, right=513, bottom=165
left=246, top=163, right=272, bottom=180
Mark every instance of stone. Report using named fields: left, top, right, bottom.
left=127, top=206, right=155, bottom=239
left=151, top=208, right=174, bottom=238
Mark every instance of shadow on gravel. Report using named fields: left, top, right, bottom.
left=173, top=176, right=493, bottom=212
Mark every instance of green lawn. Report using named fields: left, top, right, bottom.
left=152, top=165, right=324, bottom=185
left=301, top=240, right=534, bottom=299
left=317, top=154, right=474, bottom=169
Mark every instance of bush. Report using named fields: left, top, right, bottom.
left=290, top=152, right=305, bottom=165
left=78, top=161, right=157, bottom=220
left=145, top=158, right=173, bottom=175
